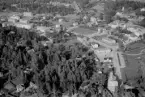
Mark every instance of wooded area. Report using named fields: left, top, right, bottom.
left=0, top=26, right=113, bottom=97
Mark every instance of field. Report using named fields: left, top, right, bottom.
left=121, top=41, right=145, bottom=81
left=125, top=41, right=145, bottom=54
left=122, top=53, right=145, bottom=81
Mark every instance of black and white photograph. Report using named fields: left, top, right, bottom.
left=0, top=0, right=145, bottom=97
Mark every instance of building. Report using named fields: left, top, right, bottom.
left=95, top=48, right=111, bottom=53
left=8, top=15, right=20, bottom=23
left=102, top=37, right=116, bottom=45
left=91, top=42, right=99, bottom=49
left=19, top=18, right=30, bottom=24
left=73, top=22, right=78, bottom=27
left=23, top=12, right=33, bottom=17
left=125, top=34, right=138, bottom=41
left=90, top=16, right=97, bottom=23
left=141, top=8, right=145, bottom=12
left=116, top=12, right=136, bottom=19
left=58, top=18, right=63, bottom=23
left=14, top=23, right=33, bottom=29
left=107, top=71, right=118, bottom=93
left=108, top=20, right=126, bottom=29
left=104, top=57, right=112, bottom=63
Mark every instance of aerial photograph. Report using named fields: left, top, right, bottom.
left=1, top=0, right=145, bottom=97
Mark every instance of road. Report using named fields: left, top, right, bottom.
left=112, top=51, right=123, bottom=79
left=88, top=36, right=124, bottom=79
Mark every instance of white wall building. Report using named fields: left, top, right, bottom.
left=141, top=8, right=145, bottom=12
left=8, top=15, right=20, bottom=23
left=90, top=17, right=97, bottom=23
left=125, top=34, right=138, bottom=41
left=19, top=18, right=30, bottom=24
left=95, top=48, right=111, bottom=54
left=23, top=12, right=33, bottom=17
left=14, top=23, right=33, bottom=29
left=107, top=71, right=118, bottom=93
left=91, top=43, right=99, bottom=49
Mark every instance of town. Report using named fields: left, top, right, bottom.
left=0, top=0, right=145, bottom=97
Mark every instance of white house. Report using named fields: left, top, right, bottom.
left=73, top=22, right=78, bottom=27
left=107, top=71, right=118, bottom=93
left=58, top=18, right=63, bottom=23
left=91, top=43, right=99, bottom=49
left=141, top=8, right=145, bottom=12
left=8, top=15, right=20, bottom=23
left=90, top=16, right=97, bottom=23
left=108, top=20, right=126, bottom=29
left=125, top=34, right=138, bottom=41
left=104, top=57, right=112, bottom=63
left=23, top=12, right=33, bottom=17
left=14, top=23, right=33, bottom=29
left=16, top=84, right=24, bottom=92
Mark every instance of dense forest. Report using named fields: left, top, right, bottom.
left=0, top=26, right=114, bottom=97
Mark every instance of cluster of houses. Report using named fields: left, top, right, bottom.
left=109, top=20, right=145, bottom=45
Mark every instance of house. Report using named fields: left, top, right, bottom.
left=116, top=12, right=136, bottom=19
left=19, top=17, right=31, bottom=24
left=125, top=34, right=138, bottom=41
left=55, top=24, right=61, bottom=29
left=8, top=15, right=20, bottom=23
left=95, top=48, right=111, bottom=53
left=108, top=20, right=120, bottom=29
left=107, top=71, right=118, bottom=93
left=73, top=22, right=78, bottom=27
left=14, top=23, right=33, bottom=29
left=141, top=8, right=145, bottom=12
left=90, top=16, right=97, bottom=23
left=16, top=84, right=24, bottom=93
left=91, top=42, right=99, bottom=49
left=23, top=12, right=33, bottom=17
left=104, top=57, right=113, bottom=63
left=58, top=18, right=63, bottom=23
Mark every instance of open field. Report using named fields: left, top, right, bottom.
left=122, top=53, right=145, bottom=81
